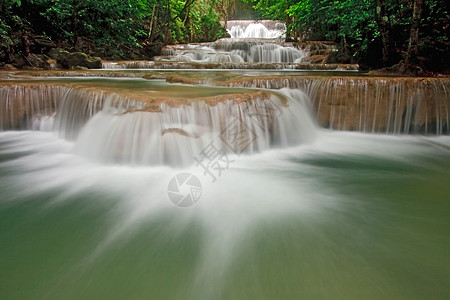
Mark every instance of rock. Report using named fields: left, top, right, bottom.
left=70, top=66, right=89, bottom=70
left=326, top=50, right=353, bottom=64
left=306, top=55, right=328, bottom=64
left=10, top=55, right=27, bottom=69
left=367, top=62, right=425, bottom=77
left=30, top=34, right=57, bottom=49
left=8, top=54, right=48, bottom=69
left=48, top=48, right=65, bottom=59
left=50, top=49, right=101, bottom=69
left=143, top=41, right=164, bottom=58
left=26, top=54, right=49, bottom=69
left=0, top=63, right=17, bottom=70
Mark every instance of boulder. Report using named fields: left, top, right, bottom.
left=70, top=65, right=89, bottom=70
left=50, top=49, right=101, bottom=69
left=0, top=63, right=17, bottom=70
left=27, top=54, right=49, bottom=68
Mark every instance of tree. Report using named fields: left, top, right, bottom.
left=376, top=0, right=390, bottom=65
left=403, top=0, right=424, bottom=73
left=245, top=0, right=449, bottom=72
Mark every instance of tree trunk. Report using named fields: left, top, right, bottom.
left=148, top=4, right=156, bottom=38
left=72, top=0, right=78, bottom=48
left=22, top=34, right=30, bottom=57
left=166, top=0, right=172, bottom=43
left=285, top=15, right=291, bottom=41
left=292, top=16, right=298, bottom=41
left=376, top=0, right=390, bottom=65
left=149, top=5, right=159, bottom=42
left=285, top=0, right=291, bottom=41
left=403, top=0, right=424, bottom=73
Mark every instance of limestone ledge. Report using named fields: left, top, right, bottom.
left=167, top=74, right=450, bottom=134
left=0, top=81, right=274, bottom=113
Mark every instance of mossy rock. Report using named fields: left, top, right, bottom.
left=50, top=49, right=101, bottom=69
left=70, top=65, right=89, bottom=70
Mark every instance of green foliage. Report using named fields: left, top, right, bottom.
left=246, top=0, right=450, bottom=71
left=200, top=8, right=225, bottom=41
left=2, top=0, right=446, bottom=71
left=0, top=0, right=230, bottom=62
left=0, top=21, right=13, bottom=51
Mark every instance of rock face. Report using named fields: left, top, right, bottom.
left=296, top=41, right=342, bottom=64
left=50, top=49, right=101, bottom=69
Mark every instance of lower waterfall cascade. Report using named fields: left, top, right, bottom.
left=223, top=76, right=450, bottom=134
left=0, top=82, right=317, bottom=166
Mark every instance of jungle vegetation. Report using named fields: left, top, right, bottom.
left=1, top=0, right=449, bottom=73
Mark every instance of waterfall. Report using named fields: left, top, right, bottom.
left=154, top=42, right=306, bottom=64
left=101, top=61, right=155, bottom=69
left=248, top=44, right=304, bottom=63
left=225, top=77, right=450, bottom=135
left=228, top=23, right=284, bottom=39
left=0, top=84, right=66, bottom=130
left=74, top=92, right=315, bottom=166
left=0, top=83, right=317, bottom=166
left=226, top=20, right=286, bottom=39
left=102, top=20, right=309, bottom=69
left=52, top=89, right=145, bottom=140
left=2, top=77, right=447, bottom=169
left=0, top=84, right=145, bottom=136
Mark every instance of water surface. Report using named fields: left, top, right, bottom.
left=1, top=130, right=449, bottom=300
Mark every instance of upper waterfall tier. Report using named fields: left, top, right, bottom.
left=153, top=19, right=306, bottom=65
left=156, top=41, right=306, bottom=64
left=226, top=20, right=286, bottom=39
left=102, top=20, right=357, bottom=70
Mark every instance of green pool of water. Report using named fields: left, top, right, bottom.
left=0, top=131, right=449, bottom=300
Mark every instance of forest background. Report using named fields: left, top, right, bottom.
left=0, top=0, right=449, bottom=73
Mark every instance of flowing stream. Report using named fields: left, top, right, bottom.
left=1, top=21, right=450, bottom=300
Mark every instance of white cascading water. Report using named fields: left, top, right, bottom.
left=228, top=22, right=284, bottom=39
left=0, top=85, right=65, bottom=130
left=2, top=80, right=450, bottom=300
left=52, top=89, right=146, bottom=140
left=102, top=20, right=307, bottom=68
left=226, top=77, right=450, bottom=135
left=159, top=43, right=304, bottom=64
left=73, top=89, right=316, bottom=166
left=101, top=61, right=156, bottom=69
left=226, top=20, right=286, bottom=39
left=0, top=84, right=317, bottom=167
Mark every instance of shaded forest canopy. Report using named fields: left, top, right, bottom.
left=0, top=0, right=449, bottom=73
